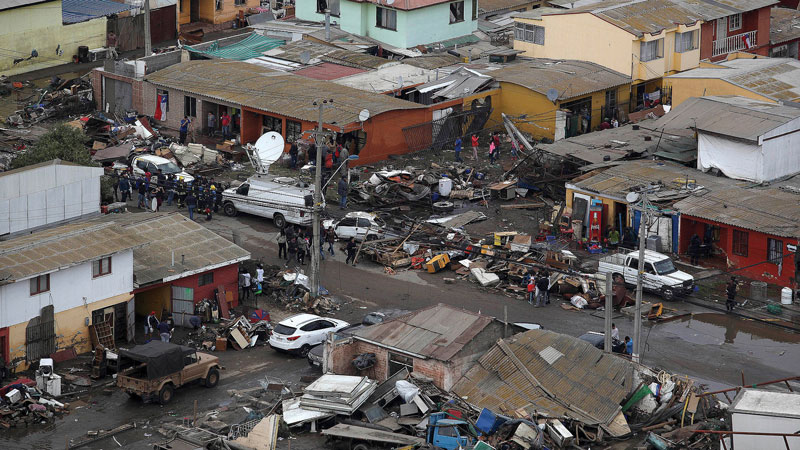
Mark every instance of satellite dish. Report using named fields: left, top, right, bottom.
left=300, top=50, right=311, bottom=65
left=546, top=88, right=559, bottom=103
left=358, top=109, right=370, bottom=122
left=626, top=192, right=640, bottom=204
left=386, top=0, right=395, bottom=4
left=253, top=131, right=285, bottom=172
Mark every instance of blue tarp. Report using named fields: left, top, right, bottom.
left=184, top=33, right=284, bottom=61
left=62, top=0, right=134, bottom=24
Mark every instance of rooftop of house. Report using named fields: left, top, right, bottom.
left=351, top=303, right=496, bottom=361
left=0, top=221, right=147, bottom=285
left=344, top=0, right=464, bottom=11
left=771, top=7, right=800, bottom=44
left=667, top=58, right=800, bottom=104
left=292, top=62, right=368, bottom=80
left=479, top=0, right=541, bottom=14
left=332, top=64, right=435, bottom=93
left=0, top=0, right=51, bottom=11
left=263, top=40, right=393, bottom=70
left=62, top=0, right=134, bottom=24
left=490, top=58, right=630, bottom=100
left=145, top=60, right=425, bottom=128
left=0, top=158, right=85, bottom=178
left=653, top=95, right=800, bottom=142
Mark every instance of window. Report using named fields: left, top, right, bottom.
left=316, top=0, right=340, bottom=16
left=93, top=256, right=112, bottom=278
left=262, top=115, right=282, bottom=133
left=768, top=238, right=784, bottom=264
left=449, top=1, right=464, bottom=23
left=234, top=0, right=245, bottom=5
left=199, top=272, right=214, bottom=286
left=376, top=7, right=397, bottom=30
left=733, top=230, right=749, bottom=257
left=216, top=0, right=222, bottom=10
left=439, top=425, right=458, bottom=437
left=286, top=120, right=302, bottom=143
left=627, top=258, right=638, bottom=269
left=184, top=96, right=196, bottom=118
left=640, top=39, right=663, bottom=62
left=339, top=217, right=357, bottom=227
left=388, top=352, right=413, bottom=376
left=29, top=274, right=50, bottom=296
left=729, top=13, right=741, bottom=31
left=300, top=321, right=322, bottom=332
left=772, top=44, right=789, bottom=58
left=357, top=218, right=372, bottom=227
left=513, top=22, right=544, bottom=45
left=185, top=353, right=198, bottom=365
left=471, top=0, right=477, bottom=20
left=179, top=0, right=183, bottom=12
left=675, top=30, right=697, bottom=53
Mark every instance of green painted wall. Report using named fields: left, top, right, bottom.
left=404, top=1, right=477, bottom=47
left=0, top=1, right=107, bottom=76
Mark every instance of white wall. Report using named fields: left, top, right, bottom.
left=732, top=412, right=800, bottom=450
left=761, top=117, right=800, bottom=183
left=0, top=249, right=134, bottom=328
left=0, top=164, right=103, bottom=235
left=697, top=133, right=762, bottom=182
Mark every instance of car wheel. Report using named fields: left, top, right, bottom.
left=223, top=202, right=237, bottom=217
left=352, top=443, right=371, bottom=450
left=205, top=368, right=220, bottom=388
left=274, top=213, right=286, bottom=229
left=159, top=384, right=175, bottom=405
left=662, top=287, right=675, bottom=301
left=298, top=344, right=311, bottom=357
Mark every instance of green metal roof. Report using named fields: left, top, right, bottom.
left=185, top=33, right=284, bottom=61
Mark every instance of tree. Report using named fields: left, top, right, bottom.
left=11, top=123, right=93, bottom=169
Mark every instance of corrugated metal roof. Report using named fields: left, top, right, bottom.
left=264, top=40, right=392, bottom=70
left=451, top=329, right=634, bottom=425
left=62, top=0, right=134, bottom=24
left=293, top=62, right=367, bottom=81
left=480, top=0, right=541, bottom=14
left=101, top=213, right=251, bottom=287
left=352, top=304, right=495, bottom=361
left=403, top=54, right=462, bottom=70
left=145, top=60, right=424, bottom=127
left=184, top=33, right=284, bottom=61
left=333, top=64, right=434, bottom=93
left=0, top=221, right=146, bottom=284
left=674, top=187, right=800, bottom=237
left=653, top=96, right=800, bottom=142
left=0, top=0, right=49, bottom=11
left=666, top=58, right=800, bottom=103
left=492, top=58, right=630, bottom=99
left=771, top=7, right=800, bottom=45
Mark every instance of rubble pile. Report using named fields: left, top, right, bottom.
left=5, top=75, right=93, bottom=128
left=0, top=380, right=69, bottom=428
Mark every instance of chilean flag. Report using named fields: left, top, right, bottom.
left=742, top=33, right=753, bottom=49
left=154, top=94, right=168, bottom=121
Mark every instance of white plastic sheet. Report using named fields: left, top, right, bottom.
left=395, top=380, right=419, bottom=403
left=697, top=133, right=761, bottom=182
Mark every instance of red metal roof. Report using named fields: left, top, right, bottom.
left=293, top=63, right=367, bottom=81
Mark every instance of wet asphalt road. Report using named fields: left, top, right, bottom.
left=8, top=207, right=800, bottom=449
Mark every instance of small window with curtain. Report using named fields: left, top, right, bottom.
left=93, top=256, right=112, bottom=278
left=675, top=30, right=697, bottom=53
left=30, top=274, right=50, bottom=296
left=732, top=230, right=748, bottom=257
left=768, top=238, right=784, bottom=264
left=449, top=1, right=464, bottom=23
left=640, top=39, right=663, bottom=62
left=376, top=7, right=397, bottom=30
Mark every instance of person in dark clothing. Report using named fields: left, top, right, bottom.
left=119, top=176, right=130, bottom=202
left=337, top=177, right=348, bottom=209
left=308, top=144, right=317, bottom=164
left=689, top=234, right=701, bottom=265
left=287, top=237, right=298, bottom=267
left=277, top=229, right=287, bottom=260
left=179, top=116, right=191, bottom=144
left=166, top=175, right=175, bottom=206
left=185, top=192, right=197, bottom=220
left=345, top=237, right=357, bottom=266
left=726, top=276, right=737, bottom=312
left=289, top=142, right=299, bottom=169
left=157, top=321, right=171, bottom=342
left=137, top=179, right=147, bottom=209
left=326, top=226, right=336, bottom=255
left=703, top=228, right=714, bottom=257
left=536, top=273, right=549, bottom=307
left=176, top=179, right=187, bottom=208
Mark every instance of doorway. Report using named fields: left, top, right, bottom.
left=171, top=286, right=195, bottom=327
left=190, top=0, right=199, bottom=22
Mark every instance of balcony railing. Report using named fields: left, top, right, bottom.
left=712, top=30, right=757, bottom=57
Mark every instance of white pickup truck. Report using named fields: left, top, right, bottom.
left=597, top=250, right=694, bottom=300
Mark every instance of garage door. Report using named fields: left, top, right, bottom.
left=171, top=286, right=194, bottom=328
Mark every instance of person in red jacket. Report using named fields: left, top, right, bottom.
left=471, top=134, right=479, bottom=160
left=220, top=112, right=231, bottom=139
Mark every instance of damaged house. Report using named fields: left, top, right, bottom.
left=326, top=304, right=506, bottom=391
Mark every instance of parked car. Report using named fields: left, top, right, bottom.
left=222, top=175, right=317, bottom=228
left=597, top=250, right=694, bottom=300
left=131, top=154, right=194, bottom=183
left=323, top=211, right=388, bottom=241
left=269, top=313, right=349, bottom=356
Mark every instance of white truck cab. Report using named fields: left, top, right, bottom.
left=598, top=250, right=694, bottom=300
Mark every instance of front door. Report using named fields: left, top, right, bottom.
left=716, top=17, right=727, bottom=41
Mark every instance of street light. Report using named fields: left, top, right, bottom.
left=322, top=155, right=359, bottom=190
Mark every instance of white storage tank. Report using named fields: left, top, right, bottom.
left=782, top=287, right=793, bottom=305
left=730, top=389, right=800, bottom=450
left=438, top=177, right=452, bottom=197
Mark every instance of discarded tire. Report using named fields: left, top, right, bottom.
left=432, top=201, right=454, bottom=212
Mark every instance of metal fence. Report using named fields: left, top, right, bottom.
left=402, top=106, right=493, bottom=152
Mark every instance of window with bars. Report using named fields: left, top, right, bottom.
left=376, top=7, right=397, bottom=30
left=732, top=230, right=748, bottom=257
left=513, top=22, right=544, bottom=45
left=93, top=256, right=112, bottom=278
left=768, top=238, right=784, bottom=264
left=675, top=31, right=697, bottom=53
left=640, top=39, right=663, bottom=62
left=262, top=115, right=282, bottom=133
left=30, top=274, right=50, bottom=296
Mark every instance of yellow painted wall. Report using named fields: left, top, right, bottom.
left=135, top=285, right=172, bottom=317
left=8, top=292, right=133, bottom=370
left=212, top=0, right=260, bottom=23
left=179, top=0, right=191, bottom=25
left=513, top=13, right=636, bottom=77
left=664, top=77, right=775, bottom=107
left=0, top=2, right=107, bottom=76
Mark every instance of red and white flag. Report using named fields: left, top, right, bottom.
left=742, top=34, right=753, bottom=49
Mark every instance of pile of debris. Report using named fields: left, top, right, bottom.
left=0, top=378, right=69, bottom=428
left=180, top=313, right=273, bottom=352
left=6, top=75, right=94, bottom=128
left=299, top=375, right=377, bottom=415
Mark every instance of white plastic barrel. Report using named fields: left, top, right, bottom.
left=781, top=287, right=793, bottom=305
left=439, top=177, right=453, bottom=197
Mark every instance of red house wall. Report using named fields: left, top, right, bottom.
left=136, top=263, right=241, bottom=308
left=680, top=215, right=798, bottom=288
left=701, top=8, right=772, bottom=61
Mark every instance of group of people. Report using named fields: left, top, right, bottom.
left=115, top=170, right=224, bottom=221
left=238, top=263, right=266, bottom=301
left=206, top=111, right=234, bottom=139
left=455, top=132, right=506, bottom=164
left=274, top=224, right=358, bottom=267
left=144, top=311, right=174, bottom=343
left=524, top=270, right=552, bottom=308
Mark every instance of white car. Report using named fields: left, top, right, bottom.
left=131, top=154, right=194, bottom=183
left=269, top=314, right=349, bottom=356
left=323, top=212, right=387, bottom=241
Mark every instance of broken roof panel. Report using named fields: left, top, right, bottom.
left=352, top=303, right=495, bottom=361
left=491, top=58, right=630, bottom=100
left=451, top=329, right=634, bottom=426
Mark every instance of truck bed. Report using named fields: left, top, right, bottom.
left=322, top=424, right=425, bottom=445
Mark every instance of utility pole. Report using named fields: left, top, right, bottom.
left=144, top=0, right=152, bottom=56
left=632, top=192, right=648, bottom=363
left=310, top=99, right=332, bottom=298
left=604, top=272, right=613, bottom=353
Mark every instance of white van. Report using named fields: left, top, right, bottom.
left=221, top=174, right=320, bottom=228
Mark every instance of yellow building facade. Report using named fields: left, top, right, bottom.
left=178, top=0, right=260, bottom=26
left=0, top=1, right=107, bottom=76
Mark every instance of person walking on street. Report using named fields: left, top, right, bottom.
left=345, top=237, right=357, bottom=265
left=239, top=268, right=251, bottom=301
left=489, top=140, right=497, bottom=164
left=536, top=272, right=549, bottom=307
left=326, top=227, right=336, bottom=255
left=726, top=276, right=738, bottom=312
left=527, top=276, right=535, bottom=305
left=256, top=263, right=264, bottom=289
left=185, top=192, right=197, bottom=220
left=179, top=116, right=191, bottom=144
left=297, top=237, right=307, bottom=265
left=471, top=134, right=479, bottom=160
left=137, top=178, right=147, bottom=209
left=319, top=227, right=326, bottom=261
left=277, top=229, right=287, bottom=260
left=454, top=137, right=463, bottom=163
left=337, top=177, right=348, bottom=209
